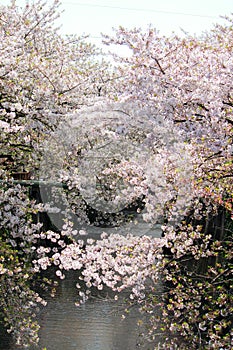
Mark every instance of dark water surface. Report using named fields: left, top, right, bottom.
left=0, top=271, right=160, bottom=350
left=0, top=223, right=162, bottom=350
left=41, top=274, right=159, bottom=350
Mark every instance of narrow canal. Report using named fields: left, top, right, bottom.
left=0, top=221, right=162, bottom=350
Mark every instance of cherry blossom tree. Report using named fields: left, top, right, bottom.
left=0, top=0, right=114, bottom=177
left=35, top=20, right=233, bottom=348
left=0, top=0, right=232, bottom=348
left=45, top=19, right=232, bottom=349
left=99, top=21, right=233, bottom=349
left=0, top=0, right=114, bottom=346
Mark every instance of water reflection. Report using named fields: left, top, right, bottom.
left=0, top=222, right=162, bottom=350
left=0, top=270, right=159, bottom=350
left=40, top=270, right=158, bottom=350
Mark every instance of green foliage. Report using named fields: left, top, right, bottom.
left=147, top=212, right=233, bottom=349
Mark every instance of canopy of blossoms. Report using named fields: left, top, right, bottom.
left=0, top=1, right=232, bottom=349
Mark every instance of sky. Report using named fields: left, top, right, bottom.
left=1, top=0, right=233, bottom=54
left=57, top=0, right=233, bottom=36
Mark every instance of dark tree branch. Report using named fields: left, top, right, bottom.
left=151, top=56, right=166, bottom=75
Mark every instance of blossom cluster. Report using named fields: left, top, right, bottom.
left=0, top=0, right=232, bottom=348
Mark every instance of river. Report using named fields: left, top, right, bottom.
left=0, top=220, right=162, bottom=350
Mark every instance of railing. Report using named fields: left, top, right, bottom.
left=0, top=179, right=68, bottom=188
